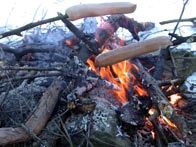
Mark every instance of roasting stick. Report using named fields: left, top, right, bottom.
left=95, top=36, right=173, bottom=67
left=0, top=2, right=136, bottom=39
left=66, top=2, right=136, bottom=21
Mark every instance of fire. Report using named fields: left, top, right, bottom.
left=162, top=116, right=177, bottom=128
left=99, top=60, right=131, bottom=104
left=151, top=131, right=155, bottom=139
left=168, top=93, right=182, bottom=105
left=87, top=47, right=148, bottom=105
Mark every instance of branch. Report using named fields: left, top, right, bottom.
left=133, top=59, right=188, bottom=138
left=0, top=15, right=68, bottom=39
left=0, top=79, right=63, bottom=145
left=171, top=0, right=189, bottom=38
left=160, top=17, right=196, bottom=25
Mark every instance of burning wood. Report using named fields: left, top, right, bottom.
left=132, top=59, right=188, bottom=138
left=0, top=2, right=195, bottom=146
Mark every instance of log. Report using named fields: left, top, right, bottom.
left=95, top=36, right=172, bottom=67
left=0, top=79, right=63, bottom=145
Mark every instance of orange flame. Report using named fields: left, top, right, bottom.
left=151, top=131, right=155, bottom=139
left=99, top=60, right=131, bottom=104
left=169, top=93, right=182, bottom=105
left=162, top=116, right=177, bottom=128
left=87, top=48, right=148, bottom=105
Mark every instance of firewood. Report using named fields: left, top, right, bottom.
left=133, top=59, right=188, bottom=138
left=0, top=79, right=63, bottom=145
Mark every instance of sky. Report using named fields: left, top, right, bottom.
left=0, top=0, right=195, bottom=26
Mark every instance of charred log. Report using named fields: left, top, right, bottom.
left=133, top=58, right=188, bottom=138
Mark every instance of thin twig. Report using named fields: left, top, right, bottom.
left=160, top=17, right=196, bottom=25
left=1, top=66, right=63, bottom=72
left=0, top=14, right=69, bottom=39
left=168, top=0, right=189, bottom=78
left=171, top=0, right=190, bottom=40
left=58, top=115, right=73, bottom=147
left=0, top=73, right=61, bottom=85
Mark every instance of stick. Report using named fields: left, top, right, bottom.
left=0, top=79, right=63, bottom=145
left=160, top=17, right=196, bottom=25
left=0, top=2, right=136, bottom=39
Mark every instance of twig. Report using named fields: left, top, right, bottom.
left=1, top=66, right=63, bottom=72
left=171, top=0, right=190, bottom=37
left=0, top=73, right=61, bottom=85
left=0, top=83, right=11, bottom=107
left=149, top=110, right=168, bottom=146
left=169, top=0, right=189, bottom=77
left=58, top=115, right=73, bottom=147
left=0, top=14, right=69, bottom=39
left=160, top=17, right=196, bottom=25
left=157, top=79, right=184, bottom=87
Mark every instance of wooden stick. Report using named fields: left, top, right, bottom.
left=0, top=2, right=136, bottom=39
left=0, top=79, right=63, bottom=145
left=95, top=36, right=172, bottom=67
left=159, top=17, right=196, bottom=25
left=66, top=2, right=136, bottom=21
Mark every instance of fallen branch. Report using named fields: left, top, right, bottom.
left=160, top=17, right=196, bottom=25
left=0, top=79, right=63, bottom=145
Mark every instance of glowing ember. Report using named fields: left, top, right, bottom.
left=87, top=59, right=96, bottom=72
left=151, top=131, right=155, bottom=139
left=162, top=116, right=177, bottom=128
left=148, top=108, right=155, bottom=115
left=168, top=93, right=182, bottom=105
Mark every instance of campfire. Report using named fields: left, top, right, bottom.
left=0, top=2, right=196, bottom=147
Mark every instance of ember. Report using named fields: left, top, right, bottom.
left=169, top=93, right=182, bottom=105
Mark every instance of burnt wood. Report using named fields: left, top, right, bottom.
left=133, top=59, right=188, bottom=138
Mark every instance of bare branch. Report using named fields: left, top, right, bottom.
left=0, top=14, right=68, bottom=39
left=160, top=17, right=196, bottom=25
